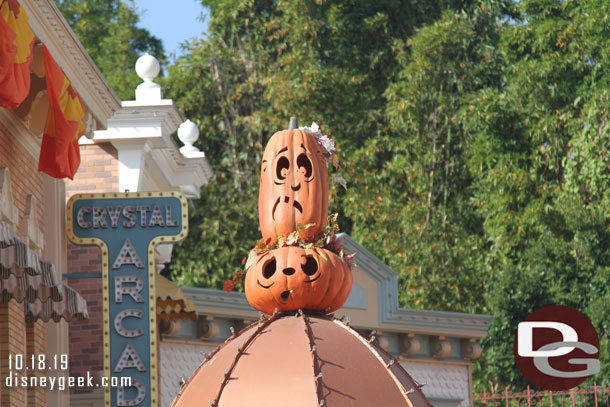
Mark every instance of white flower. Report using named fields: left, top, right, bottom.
left=317, top=134, right=335, bottom=153
left=299, top=121, right=336, bottom=154
left=299, top=122, right=320, bottom=135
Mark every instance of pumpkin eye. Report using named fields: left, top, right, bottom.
left=263, top=258, right=277, bottom=279
left=276, top=157, right=290, bottom=180
left=301, top=256, right=318, bottom=276
left=297, top=154, right=312, bottom=178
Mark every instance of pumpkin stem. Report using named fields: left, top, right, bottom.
left=288, top=116, right=298, bottom=129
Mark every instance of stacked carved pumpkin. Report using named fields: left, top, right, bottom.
left=172, top=124, right=431, bottom=407
left=245, top=128, right=353, bottom=315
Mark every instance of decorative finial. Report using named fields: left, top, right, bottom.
left=135, top=53, right=162, bottom=101
left=289, top=117, right=298, bottom=129
left=178, top=120, right=203, bottom=157
left=135, top=53, right=160, bottom=83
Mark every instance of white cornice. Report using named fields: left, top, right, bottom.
left=150, top=147, right=213, bottom=199
left=20, top=0, right=120, bottom=127
left=85, top=102, right=212, bottom=195
left=84, top=103, right=183, bottom=145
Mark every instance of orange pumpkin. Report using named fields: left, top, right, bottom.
left=245, top=246, right=352, bottom=314
left=259, top=129, right=328, bottom=244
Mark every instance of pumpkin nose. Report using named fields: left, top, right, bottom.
left=283, top=267, right=296, bottom=276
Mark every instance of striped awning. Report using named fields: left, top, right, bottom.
left=0, top=219, right=88, bottom=322
left=25, top=284, right=88, bottom=322
left=156, top=274, right=196, bottom=323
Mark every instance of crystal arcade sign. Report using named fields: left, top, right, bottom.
left=67, top=192, right=188, bottom=407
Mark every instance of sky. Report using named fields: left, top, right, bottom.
left=133, top=0, right=208, bottom=61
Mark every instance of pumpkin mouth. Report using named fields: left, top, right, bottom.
left=304, top=274, right=321, bottom=283
left=280, top=290, right=291, bottom=301
left=293, top=200, right=303, bottom=213
left=257, top=279, right=274, bottom=289
left=271, top=197, right=303, bottom=220
left=272, top=197, right=281, bottom=220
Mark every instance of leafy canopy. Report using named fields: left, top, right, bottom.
left=56, top=0, right=165, bottom=100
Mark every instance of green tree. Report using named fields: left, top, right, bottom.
left=162, top=33, right=268, bottom=287
left=343, top=6, right=503, bottom=313
left=462, top=0, right=610, bottom=389
left=56, top=0, right=165, bottom=100
left=164, top=0, right=490, bottom=288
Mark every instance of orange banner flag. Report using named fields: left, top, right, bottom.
left=38, top=45, right=85, bottom=180
left=0, top=0, right=34, bottom=108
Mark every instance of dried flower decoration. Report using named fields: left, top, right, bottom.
left=223, top=214, right=356, bottom=291
left=299, top=122, right=346, bottom=189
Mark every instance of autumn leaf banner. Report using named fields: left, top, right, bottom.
left=0, top=0, right=34, bottom=108
left=38, top=44, right=85, bottom=180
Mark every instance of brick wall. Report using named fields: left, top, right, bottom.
left=65, top=142, right=119, bottom=392
left=0, top=123, right=46, bottom=407
left=26, top=320, right=47, bottom=407
left=0, top=300, right=27, bottom=407
left=0, top=123, right=45, bottom=243
left=65, top=142, right=119, bottom=193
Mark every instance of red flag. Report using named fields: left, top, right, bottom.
left=38, top=45, right=85, bottom=180
left=0, top=0, right=34, bottom=108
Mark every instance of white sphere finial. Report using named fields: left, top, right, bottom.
left=178, top=120, right=203, bottom=157
left=135, top=53, right=160, bottom=83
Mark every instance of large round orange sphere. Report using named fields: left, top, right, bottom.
left=172, top=314, right=430, bottom=407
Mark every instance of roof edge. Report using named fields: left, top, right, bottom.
left=181, top=286, right=492, bottom=338
left=21, top=0, right=121, bottom=127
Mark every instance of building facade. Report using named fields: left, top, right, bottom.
left=0, top=1, right=120, bottom=407
left=64, top=55, right=211, bottom=407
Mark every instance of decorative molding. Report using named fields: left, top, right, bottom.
left=430, top=336, right=452, bottom=359
left=0, top=168, right=19, bottom=226
left=0, top=109, right=41, bottom=160
left=85, top=102, right=212, bottom=197
left=88, top=102, right=183, bottom=145
left=20, top=0, right=120, bottom=127
left=197, top=316, right=219, bottom=340
left=160, top=319, right=181, bottom=336
left=339, top=233, right=492, bottom=338
left=375, top=331, right=390, bottom=350
left=399, top=334, right=421, bottom=357
left=149, top=148, right=212, bottom=199
left=182, top=285, right=491, bottom=340
left=383, top=308, right=492, bottom=339
left=182, top=287, right=259, bottom=319
left=339, top=233, right=399, bottom=320
left=181, top=232, right=492, bottom=339
left=460, top=339, right=482, bottom=360
left=20, top=194, right=44, bottom=251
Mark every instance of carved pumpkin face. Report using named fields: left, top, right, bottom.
left=245, top=246, right=353, bottom=314
left=259, top=129, right=328, bottom=244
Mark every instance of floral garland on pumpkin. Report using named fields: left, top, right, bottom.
left=300, top=122, right=347, bottom=190
left=223, top=214, right=356, bottom=292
